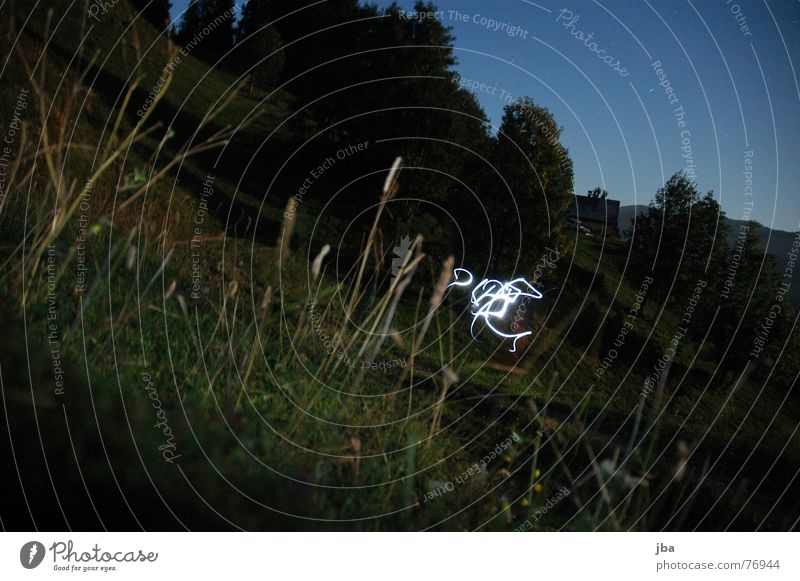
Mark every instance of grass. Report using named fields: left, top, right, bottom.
left=1, top=1, right=798, bottom=532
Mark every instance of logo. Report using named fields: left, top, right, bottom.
left=20, top=541, right=45, bottom=569
left=391, top=234, right=413, bottom=282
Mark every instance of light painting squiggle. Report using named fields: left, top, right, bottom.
left=448, top=268, right=543, bottom=352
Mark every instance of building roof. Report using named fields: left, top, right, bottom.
left=568, top=194, right=620, bottom=224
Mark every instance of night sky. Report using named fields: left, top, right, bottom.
left=170, top=0, right=800, bottom=232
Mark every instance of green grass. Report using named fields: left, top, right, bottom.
left=1, top=1, right=798, bottom=531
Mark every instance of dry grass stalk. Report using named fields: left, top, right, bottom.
left=428, top=366, right=458, bottom=443
left=277, top=196, right=297, bottom=267
left=259, top=285, right=273, bottom=313
left=585, top=441, right=622, bottom=531
left=287, top=244, right=333, bottom=351
left=415, top=255, right=454, bottom=351
left=346, top=156, right=402, bottom=317
left=321, top=160, right=403, bottom=376
left=352, top=244, right=422, bottom=390
left=322, top=232, right=422, bottom=380
left=311, top=244, right=331, bottom=280
left=355, top=234, right=423, bottom=359
left=164, top=279, right=177, bottom=299
left=15, top=36, right=243, bottom=298
left=394, top=256, right=454, bottom=392
left=17, top=44, right=169, bottom=287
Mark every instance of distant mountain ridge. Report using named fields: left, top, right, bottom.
left=618, top=205, right=799, bottom=308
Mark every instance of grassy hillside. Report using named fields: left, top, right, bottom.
left=1, top=1, right=798, bottom=532
left=620, top=205, right=800, bottom=308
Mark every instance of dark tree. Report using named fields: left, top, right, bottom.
left=226, top=1, right=499, bottom=269
left=491, top=98, right=574, bottom=273
left=717, top=219, right=784, bottom=366
left=175, top=0, right=202, bottom=45
left=236, top=0, right=285, bottom=92
left=131, top=0, right=172, bottom=29
left=176, top=0, right=236, bottom=61
left=628, top=173, right=728, bottom=308
left=265, top=0, right=363, bottom=83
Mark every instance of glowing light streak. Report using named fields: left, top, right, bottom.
left=448, top=269, right=543, bottom=352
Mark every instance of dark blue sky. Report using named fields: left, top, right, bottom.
left=171, top=0, right=800, bottom=232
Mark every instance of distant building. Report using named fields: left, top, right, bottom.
left=568, top=192, right=620, bottom=236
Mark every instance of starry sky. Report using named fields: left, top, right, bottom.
left=170, top=0, right=800, bottom=232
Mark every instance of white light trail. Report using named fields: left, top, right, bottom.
left=448, top=268, right=543, bottom=352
